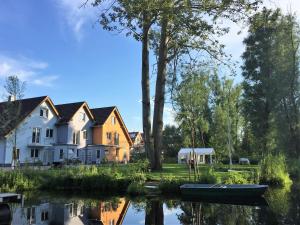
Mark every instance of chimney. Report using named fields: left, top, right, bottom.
left=8, top=95, right=16, bottom=102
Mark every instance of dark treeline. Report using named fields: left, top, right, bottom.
left=163, top=8, right=300, bottom=162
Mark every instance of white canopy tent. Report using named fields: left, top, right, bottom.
left=178, top=148, right=215, bottom=164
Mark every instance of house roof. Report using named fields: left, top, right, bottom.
left=0, top=96, right=58, bottom=136
left=91, top=106, right=133, bottom=146
left=55, top=101, right=94, bottom=124
left=91, top=106, right=115, bottom=125
left=129, top=132, right=142, bottom=142
left=178, top=148, right=215, bottom=155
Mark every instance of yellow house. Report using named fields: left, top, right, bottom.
left=91, top=106, right=132, bottom=162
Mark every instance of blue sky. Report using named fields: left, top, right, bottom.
left=0, top=0, right=299, bottom=131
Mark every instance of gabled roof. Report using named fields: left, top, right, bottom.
left=178, top=148, right=215, bottom=155
left=0, top=96, right=58, bottom=136
left=91, top=106, right=133, bottom=146
left=129, top=132, right=141, bottom=142
left=91, top=106, right=115, bottom=125
left=55, top=101, right=94, bottom=124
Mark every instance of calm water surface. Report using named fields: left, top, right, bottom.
left=3, top=182, right=300, bottom=225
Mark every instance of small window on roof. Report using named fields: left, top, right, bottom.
left=40, top=108, right=49, bottom=119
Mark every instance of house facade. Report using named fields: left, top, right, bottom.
left=91, top=107, right=132, bottom=163
left=0, top=96, right=59, bottom=166
left=0, top=96, right=132, bottom=166
left=129, top=131, right=144, bottom=153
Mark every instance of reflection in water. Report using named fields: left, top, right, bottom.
left=3, top=182, right=300, bottom=225
left=145, top=200, right=164, bottom=225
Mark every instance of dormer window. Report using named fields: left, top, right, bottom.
left=79, top=112, right=86, bottom=122
left=40, top=108, right=49, bottom=119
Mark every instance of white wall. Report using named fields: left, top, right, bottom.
left=4, top=100, right=59, bottom=164
left=67, top=106, right=93, bottom=148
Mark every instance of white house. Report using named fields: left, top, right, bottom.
left=55, top=102, right=105, bottom=164
left=0, top=96, right=60, bottom=166
left=178, top=148, right=215, bottom=164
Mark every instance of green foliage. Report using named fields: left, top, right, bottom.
left=159, top=177, right=186, bottom=195
left=162, top=125, right=183, bottom=158
left=198, top=168, right=220, bottom=184
left=287, top=158, right=300, bottom=179
left=260, top=154, right=292, bottom=186
left=127, top=182, right=146, bottom=196
left=242, top=8, right=300, bottom=157
left=222, top=172, right=249, bottom=184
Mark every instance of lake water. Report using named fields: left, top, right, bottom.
left=2, top=182, right=300, bottom=225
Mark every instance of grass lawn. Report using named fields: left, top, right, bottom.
left=147, top=163, right=259, bottom=181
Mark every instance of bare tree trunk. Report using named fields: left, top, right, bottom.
left=141, top=12, right=153, bottom=166
left=152, top=15, right=169, bottom=171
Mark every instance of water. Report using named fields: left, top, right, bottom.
left=2, top=183, right=300, bottom=225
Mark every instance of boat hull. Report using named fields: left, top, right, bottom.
left=180, top=184, right=268, bottom=198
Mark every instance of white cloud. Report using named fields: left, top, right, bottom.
left=0, top=54, right=59, bottom=87
left=54, top=0, right=99, bottom=41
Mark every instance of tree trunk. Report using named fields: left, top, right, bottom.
left=141, top=12, right=153, bottom=166
left=152, top=15, right=169, bottom=171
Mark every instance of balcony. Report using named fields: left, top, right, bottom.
left=28, top=137, right=55, bottom=147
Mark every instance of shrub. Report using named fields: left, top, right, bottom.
left=127, top=182, right=146, bottom=195
left=198, top=168, right=220, bottom=184
left=259, top=154, right=292, bottom=187
left=159, top=177, right=185, bottom=195
left=222, top=172, right=249, bottom=184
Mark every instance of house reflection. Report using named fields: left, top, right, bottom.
left=8, top=197, right=130, bottom=225
left=87, top=198, right=130, bottom=225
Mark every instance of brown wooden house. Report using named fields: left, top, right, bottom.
left=91, top=107, right=132, bottom=162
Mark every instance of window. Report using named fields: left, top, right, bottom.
left=82, top=113, right=86, bottom=121
left=60, top=149, right=64, bottom=159
left=27, top=207, right=35, bottom=224
left=41, top=211, right=49, bottom=221
left=111, top=116, right=116, bottom=125
left=13, top=148, right=20, bottom=160
left=97, top=150, right=101, bottom=159
left=40, top=108, right=49, bottom=119
left=46, top=128, right=53, bottom=138
left=77, top=149, right=79, bottom=157
left=106, top=132, right=112, bottom=141
left=32, top=128, right=41, bottom=143
left=200, top=155, right=204, bottom=163
left=31, top=149, right=39, bottom=158
left=83, top=130, right=87, bottom=139
left=72, top=131, right=80, bottom=145
left=114, top=133, right=119, bottom=145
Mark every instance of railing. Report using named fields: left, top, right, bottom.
left=27, top=137, right=55, bottom=146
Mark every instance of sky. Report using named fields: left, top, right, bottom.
left=0, top=0, right=299, bottom=131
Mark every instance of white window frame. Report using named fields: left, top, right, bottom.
left=46, top=128, right=54, bottom=138
left=111, top=116, right=116, bottom=125
left=40, top=107, right=49, bottom=119
left=32, top=127, right=41, bottom=143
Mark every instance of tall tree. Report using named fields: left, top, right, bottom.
left=242, top=8, right=300, bottom=157
left=0, top=76, right=26, bottom=168
left=210, top=77, right=242, bottom=162
left=91, top=0, right=261, bottom=170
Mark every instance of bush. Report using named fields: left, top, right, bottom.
left=222, top=172, right=249, bottom=184
left=259, top=154, right=292, bottom=187
left=159, top=177, right=185, bottom=195
left=127, top=182, right=146, bottom=195
left=198, top=168, right=220, bottom=184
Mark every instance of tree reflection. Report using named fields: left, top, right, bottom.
left=145, top=200, right=164, bottom=225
